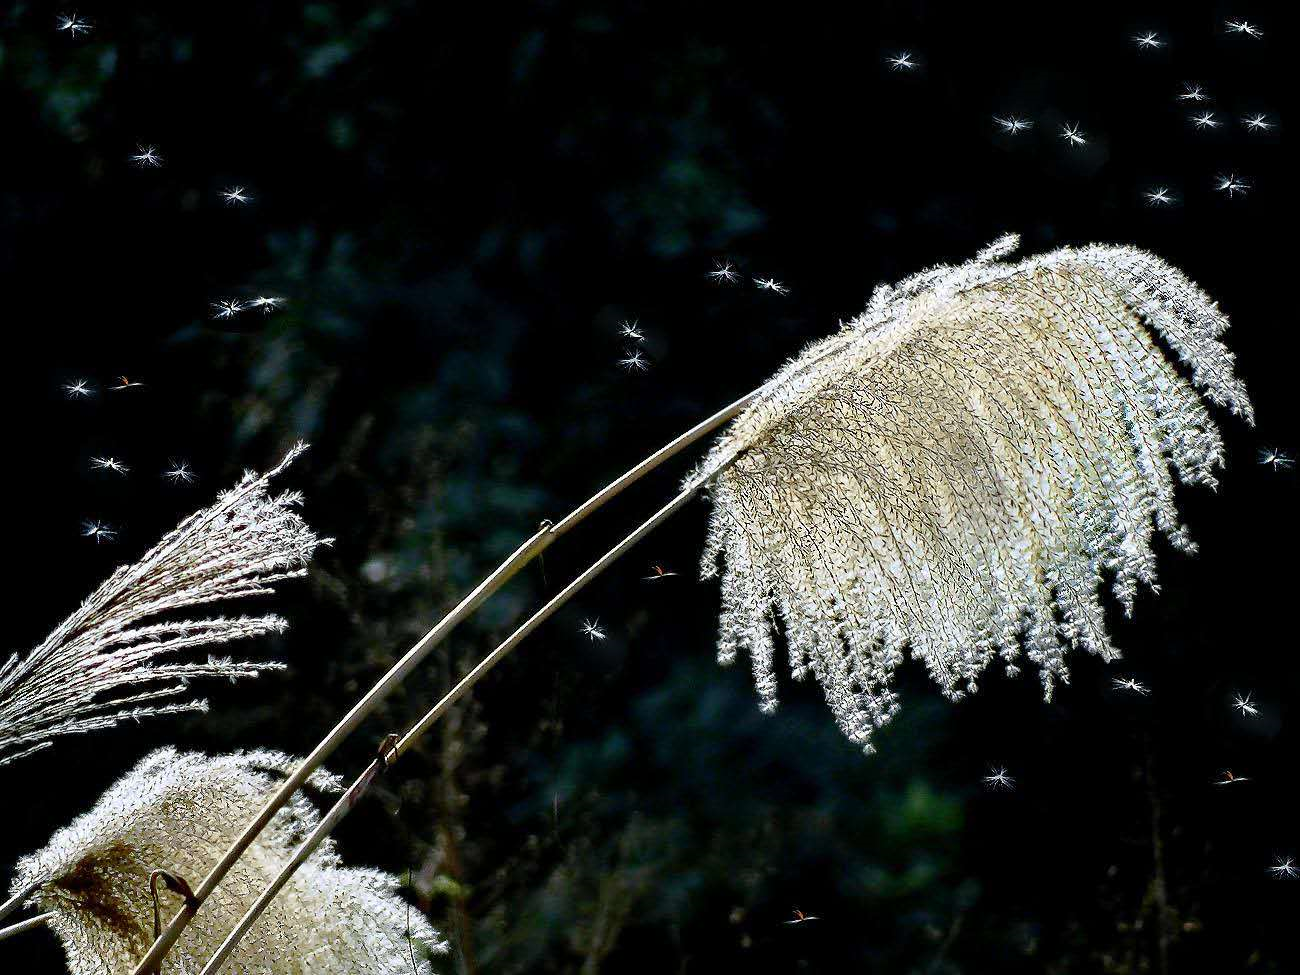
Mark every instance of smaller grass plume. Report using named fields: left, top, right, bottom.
left=0, top=444, right=327, bottom=766
left=8, top=747, right=446, bottom=973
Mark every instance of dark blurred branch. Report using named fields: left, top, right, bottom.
left=1142, top=735, right=1170, bottom=975
left=438, top=690, right=478, bottom=975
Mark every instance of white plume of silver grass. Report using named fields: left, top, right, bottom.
left=8, top=748, right=447, bottom=973
left=690, top=236, right=1251, bottom=752
left=0, top=444, right=327, bottom=767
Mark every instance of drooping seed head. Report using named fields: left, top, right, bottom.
left=691, top=236, right=1249, bottom=752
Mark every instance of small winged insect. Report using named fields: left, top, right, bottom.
left=90, top=456, right=130, bottom=476
left=618, top=320, right=644, bottom=342
left=993, top=115, right=1033, bottom=134
left=1257, top=447, right=1293, bottom=471
left=247, top=296, right=284, bottom=314
left=1112, top=676, right=1151, bottom=695
left=983, top=767, right=1015, bottom=791
left=1178, top=84, right=1208, bottom=102
left=1061, top=122, right=1087, bottom=146
left=111, top=376, right=145, bottom=390
left=81, top=519, right=117, bottom=543
left=1269, top=857, right=1298, bottom=879
left=130, top=145, right=163, bottom=168
left=643, top=564, right=679, bottom=581
left=1242, top=114, right=1273, bottom=132
left=164, top=460, right=197, bottom=484
left=1225, top=20, right=1263, bottom=38
left=210, top=298, right=275, bottom=334
left=885, top=52, right=916, bottom=71
left=1144, top=187, right=1175, bottom=206
left=580, top=618, right=607, bottom=642
left=707, top=260, right=740, bottom=285
left=1214, top=769, right=1250, bottom=786
left=62, top=379, right=94, bottom=399
left=211, top=298, right=247, bottom=320
left=221, top=186, right=252, bottom=205
left=56, top=13, right=92, bottom=36
left=1232, top=692, right=1259, bottom=717
left=1189, top=111, right=1219, bottom=129
left=753, top=277, right=790, bottom=295
left=1132, top=32, right=1164, bottom=49
left=784, top=910, right=820, bottom=925
left=618, top=349, right=649, bottom=373
left=1215, top=173, right=1249, bottom=197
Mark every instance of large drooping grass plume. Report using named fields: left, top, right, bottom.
left=8, top=748, right=446, bottom=974
left=25, top=236, right=1251, bottom=974
left=691, top=235, right=1251, bottom=751
left=0, top=444, right=327, bottom=766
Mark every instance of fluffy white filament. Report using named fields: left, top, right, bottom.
left=9, top=748, right=447, bottom=974
left=691, top=236, right=1251, bottom=752
left=0, top=444, right=327, bottom=766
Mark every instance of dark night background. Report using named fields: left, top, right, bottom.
left=1, top=2, right=1294, bottom=972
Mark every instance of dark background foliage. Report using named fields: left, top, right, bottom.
left=1, top=2, right=1294, bottom=972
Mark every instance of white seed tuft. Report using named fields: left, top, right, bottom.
left=8, top=748, right=447, bottom=973
left=689, top=237, right=1250, bottom=752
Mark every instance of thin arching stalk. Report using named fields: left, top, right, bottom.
left=0, top=911, right=53, bottom=943
left=0, top=882, right=42, bottom=926
left=129, top=390, right=757, bottom=975
left=198, top=476, right=715, bottom=975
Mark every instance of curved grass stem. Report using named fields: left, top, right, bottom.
left=0, top=911, right=53, bottom=943
left=130, top=390, right=756, bottom=975
left=0, top=882, right=42, bottom=926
